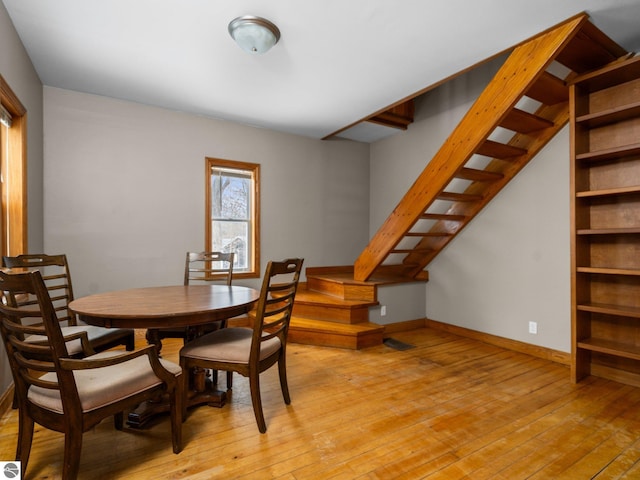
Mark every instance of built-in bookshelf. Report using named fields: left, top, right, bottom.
left=570, top=55, right=640, bottom=386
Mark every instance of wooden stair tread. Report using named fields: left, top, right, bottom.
left=476, top=139, right=527, bottom=159
left=499, top=108, right=554, bottom=133
left=527, top=71, right=568, bottom=105
left=457, top=167, right=504, bottom=182
left=306, top=269, right=424, bottom=286
left=437, top=191, right=483, bottom=202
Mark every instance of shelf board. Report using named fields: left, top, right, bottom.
left=576, top=142, right=640, bottom=163
left=577, top=266, right=640, bottom=276
left=577, top=227, right=640, bottom=235
left=575, top=101, right=640, bottom=128
left=577, top=337, right=640, bottom=361
left=577, top=302, right=640, bottom=319
left=576, top=185, right=640, bottom=198
left=571, top=56, right=640, bottom=92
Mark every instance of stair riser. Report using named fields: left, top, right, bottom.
left=293, top=303, right=369, bottom=324
left=289, top=329, right=384, bottom=350
left=306, top=277, right=376, bottom=302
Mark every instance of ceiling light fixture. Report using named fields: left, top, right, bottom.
left=228, top=15, right=281, bottom=55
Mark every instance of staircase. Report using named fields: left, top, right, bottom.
left=289, top=266, right=407, bottom=349
left=290, top=13, right=631, bottom=348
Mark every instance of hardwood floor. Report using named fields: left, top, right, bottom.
left=2, top=327, right=640, bottom=479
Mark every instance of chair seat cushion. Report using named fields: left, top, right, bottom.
left=26, top=325, right=133, bottom=356
left=180, top=327, right=281, bottom=364
left=27, top=351, right=181, bottom=414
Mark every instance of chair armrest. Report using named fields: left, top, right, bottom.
left=58, top=345, right=180, bottom=386
left=60, top=330, right=96, bottom=356
left=59, top=344, right=155, bottom=369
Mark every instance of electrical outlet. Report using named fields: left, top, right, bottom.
left=529, top=321, right=538, bottom=334
left=381, top=305, right=387, bottom=316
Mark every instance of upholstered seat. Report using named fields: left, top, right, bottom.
left=179, top=328, right=281, bottom=364
left=28, top=350, right=182, bottom=413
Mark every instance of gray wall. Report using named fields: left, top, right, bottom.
left=0, top=2, right=44, bottom=397
left=370, top=57, right=571, bottom=352
left=0, top=3, right=44, bottom=254
left=43, top=87, right=371, bottom=297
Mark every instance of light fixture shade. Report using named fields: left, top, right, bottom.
left=228, top=16, right=280, bottom=54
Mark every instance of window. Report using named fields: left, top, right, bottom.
left=0, top=75, right=27, bottom=258
left=206, top=157, right=260, bottom=278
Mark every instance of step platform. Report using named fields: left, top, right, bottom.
left=289, top=316, right=384, bottom=350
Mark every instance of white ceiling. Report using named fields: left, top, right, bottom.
left=4, top=0, right=640, bottom=142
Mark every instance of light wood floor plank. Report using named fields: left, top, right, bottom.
left=2, top=327, right=640, bottom=479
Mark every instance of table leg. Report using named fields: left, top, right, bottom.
left=187, top=367, right=227, bottom=408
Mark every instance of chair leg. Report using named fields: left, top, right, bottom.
left=278, top=355, right=291, bottom=405
left=249, top=371, right=267, bottom=433
left=114, top=412, right=124, bottom=430
left=125, top=332, right=135, bottom=351
left=226, top=371, right=233, bottom=390
left=16, top=408, right=34, bottom=472
left=180, top=359, right=189, bottom=422
left=63, top=426, right=83, bottom=480
left=171, top=375, right=183, bottom=454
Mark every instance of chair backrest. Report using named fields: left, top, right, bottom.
left=184, top=251, right=234, bottom=286
left=2, top=254, right=76, bottom=327
left=0, top=270, right=84, bottom=413
left=251, top=258, right=303, bottom=360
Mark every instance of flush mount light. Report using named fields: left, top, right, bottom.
left=228, top=15, right=281, bottom=54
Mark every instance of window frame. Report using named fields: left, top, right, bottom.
left=0, top=75, right=28, bottom=258
left=205, top=157, right=260, bottom=279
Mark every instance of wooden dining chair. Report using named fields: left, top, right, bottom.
left=180, top=258, right=303, bottom=433
left=0, top=270, right=183, bottom=480
left=149, top=251, right=235, bottom=347
left=2, top=253, right=135, bottom=356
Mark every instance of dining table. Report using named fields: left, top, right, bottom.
left=69, top=284, right=260, bottom=427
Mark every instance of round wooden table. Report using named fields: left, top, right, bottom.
left=69, top=284, right=259, bottom=329
left=69, top=284, right=260, bottom=427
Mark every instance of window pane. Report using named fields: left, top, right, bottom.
left=211, top=220, right=249, bottom=270
left=211, top=169, right=250, bottom=220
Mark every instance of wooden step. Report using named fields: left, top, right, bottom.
left=437, top=191, right=483, bottom=202
left=476, top=139, right=527, bottom=159
left=293, top=267, right=425, bottom=348
left=499, top=108, right=554, bottom=133
left=456, top=167, right=505, bottom=182
left=293, top=285, right=376, bottom=324
left=421, top=213, right=467, bottom=221
left=526, top=71, right=568, bottom=105
left=304, top=269, right=377, bottom=302
left=289, top=317, right=385, bottom=349
left=405, top=231, right=453, bottom=237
